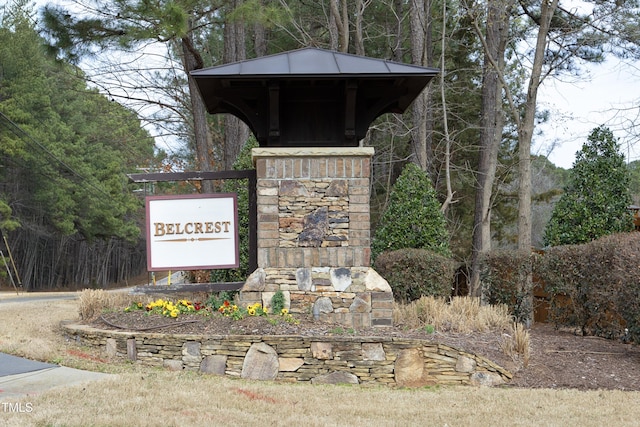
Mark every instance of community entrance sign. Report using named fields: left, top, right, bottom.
left=190, top=47, right=438, bottom=328
left=145, top=194, right=239, bottom=271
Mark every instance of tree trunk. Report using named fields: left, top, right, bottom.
left=519, top=0, right=557, bottom=252
left=354, top=0, right=365, bottom=56
left=410, top=0, right=427, bottom=170
left=436, top=0, right=453, bottom=213
left=469, top=0, right=510, bottom=296
left=181, top=30, right=215, bottom=193
left=516, top=0, right=559, bottom=325
left=329, top=0, right=349, bottom=52
left=223, top=0, right=250, bottom=170
left=254, top=0, right=268, bottom=57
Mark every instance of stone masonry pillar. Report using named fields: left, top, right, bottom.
left=240, top=147, right=393, bottom=328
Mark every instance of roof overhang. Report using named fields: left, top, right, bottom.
left=191, top=47, right=439, bottom=147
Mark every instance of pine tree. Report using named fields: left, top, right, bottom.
left=544, top=126, right=634, bottom=246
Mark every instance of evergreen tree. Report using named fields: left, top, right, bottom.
left=372, top=162, right=450, bottom=260
left=544, top=126, right=634, bottom=246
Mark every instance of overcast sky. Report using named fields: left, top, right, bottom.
left=536, top=56, right=640, bottom=169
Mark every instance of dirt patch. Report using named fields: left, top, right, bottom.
left=93, top=312, right=640, bottom=391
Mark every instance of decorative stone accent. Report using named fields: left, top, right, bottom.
left=470, top=372, right=505, bottom=387
left=279, top=357, right=304, bottom=372
left=311, top=371, right=359, bottom=385
left=62, top=323, right=513, bottom=388
left=331, top=268, right=352, bottom=291
left=200, top=355, right=227, bottom=375
left=311, top=342, right=333, bottom=360
left=456, top=356, right=477, bottom=373
left=106, top=338, right=117, bottom=358
left=362, top=343, right=385, bottom=361
left=296, top=268, right=312, bottom=291
left=395, top=349, right=426, bottom=387
left=364, top=269, right=392, bottom=292
left=244, top=268, right=266, bottom=291
left=298, top=207, right=329, bottom=247
left=164, top=360, right=183, bottom=371
left=182, top=341, right=201, bottom=368
left=349, top=296, right=371, bottom=313
left=127, top=338, right=137, bottom=361
left=241, top=342, right=279, bottom=381
left=312, top=297, right=334, bottom=319
left=246, top=147, right=393, bottom=328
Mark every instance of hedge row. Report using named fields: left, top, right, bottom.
left=481, top=233, right=640, bottom=342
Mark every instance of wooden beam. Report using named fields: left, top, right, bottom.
left=132, top=282, right=244, bottom=294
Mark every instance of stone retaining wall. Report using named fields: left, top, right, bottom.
left=62, top=323, right=512, bottom=387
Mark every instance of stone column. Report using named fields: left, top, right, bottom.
left=240, top=147, right=393, bottom=328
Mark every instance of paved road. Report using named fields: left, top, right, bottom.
left=0, top=293, right=79, bottom=304
left=0, top=353, right=111, bottom=401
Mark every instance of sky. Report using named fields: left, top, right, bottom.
left=535, top=54, right=640, bottom=170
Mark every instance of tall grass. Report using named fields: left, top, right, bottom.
left=78, top=289, right=146, bottom=320
left=393, top=296, right=512, bottom=333
left=500, top=322, right=531, bottom=367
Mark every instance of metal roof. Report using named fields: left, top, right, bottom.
left=190, top=47, right=439, bottom=147
left=190, top=47, right=439, bottom=78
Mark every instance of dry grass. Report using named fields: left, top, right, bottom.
left=2, top=293, right=640, bottom=426
left=500, top=322, right=531, bottom=367
left=393, top=296, right=512, bottom=333
left=2, top=370, right=640, bottom=426
left=395, top=296, right=530, bottom=362
left=78, top=289, right=145, bottom=320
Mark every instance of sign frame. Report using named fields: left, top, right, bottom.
left=145, top=193, right=240, bottom=271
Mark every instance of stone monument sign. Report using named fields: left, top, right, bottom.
left=192, top=47, right=438, bottom=327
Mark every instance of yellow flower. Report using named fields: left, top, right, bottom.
left=280, top=308, right=289, bottom=316
left=248, top=307, right=256, bottom=316
left=170, top=310, right=178, bottom=318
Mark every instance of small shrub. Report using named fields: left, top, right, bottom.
left=206, top=291, right=238, bottom=311
left=271, top=290, right=286, bottom=314
left=78, top=289, right=136, bottom=320
left=374, top=248, right=457, bottom=303
left=500, top=322, right=530, bottom=367
left=371, top=162, right=450, bottom=261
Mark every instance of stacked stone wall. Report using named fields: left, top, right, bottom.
left=63, top=323, right=511, bottom=387
left=247, top=148, right=393, bottom=328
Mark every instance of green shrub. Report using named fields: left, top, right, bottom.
left=544, top=126, right=633, bottom=246
left=374, top=248, right=457, bottom=303
left=371, top=162, right=450, bottom=261
left=480, top=249, right=533, bottom=324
